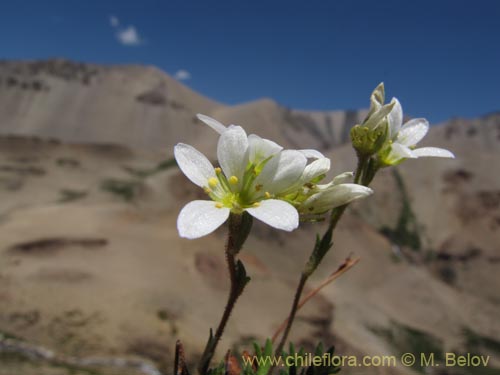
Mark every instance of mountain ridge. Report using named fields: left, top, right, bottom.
left=0, top=58, right=499, bottom=375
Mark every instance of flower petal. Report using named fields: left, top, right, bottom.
left=390, top=143, right=417, bottom=159
left=316, top=172, right=354, bottom=190
left=331, top=171, right=354, bottom=185
left=197, top=114, right=227, bottom=134
left=177, top=200, right=230, bottom=239
left=412, top=147, right=455, bottom=158
left=281, top=157, right=331, bottom=194
left=298, top=149, right=325, bottom=159
left=364, top=99, right=395, bottom=130
left=302, top=184, right=373, bottom=213
left=388, top=98, right=403, bottom=138
left=217, top=125, right=249, bottom=181
left=246, top=199, right=298, bottom=232
left=248, top=134, right=282, bottom=164
left=301, top=158, right=330, bottom=182
left=396, top=118, right=429, bottom=146
left=174, top=143, right=215, bottom=188
left=255, top=150, right=307, bottom=194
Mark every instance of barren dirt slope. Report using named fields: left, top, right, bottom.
left=0, top=114, right=499, bottom=375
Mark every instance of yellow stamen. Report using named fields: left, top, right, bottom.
left=203, top=187, right=212, bottom=194
left=208, top=177, right=218, bottom=188
left=229, top=176, right=239, bottom=185
left=264, top=192, right=271, bottom=199
left=215, top=203, right=224, bottom=209
left=215, top=167, right=222, bottom=174
left=253, top=202, right=260, bottom=207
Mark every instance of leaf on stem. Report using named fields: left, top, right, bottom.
left=235, top=260, right=251, bottom=296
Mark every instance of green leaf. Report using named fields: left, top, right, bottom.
left=255, top=339, right=274, bottom=375
left=305, top=344, right=341, bottom=375
left=230, top=212, right=253, bottom=254
left=206, top=360, right=225, bottom=375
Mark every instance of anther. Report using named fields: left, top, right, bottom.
left=255, top=184, right=263, bottom=191
left=229, top=176, right=239, bottom=185
left=208, top=177, right=218, bottom=188
left=264, top=192, right=271, bottom=199
left=253, top=202, right=261, bottom=207
left=215, top=203, right=224, bottom=209
left=215, top=167, right=222, bottom=174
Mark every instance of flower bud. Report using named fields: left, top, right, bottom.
left=350, top=119, right=388, bottom=157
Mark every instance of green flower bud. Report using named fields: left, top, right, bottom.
left=350, top=120, right=388, bottom=157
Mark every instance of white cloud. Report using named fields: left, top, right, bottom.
left=116, top=26, right=144, bottom=46
left=110, top=15, right=119, bottom=27
left=174, top=69, right=191, bottom=81
left=109, top=15, right=145, bottom=46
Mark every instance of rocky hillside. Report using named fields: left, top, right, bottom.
left=0, top=59, right=367, bottom=154
left=0, top=59, right=499, bottom=375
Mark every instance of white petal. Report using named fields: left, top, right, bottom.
left=174, top=143, right=215, bottom=188
left=197, top=114, right=227, bottom=134
left=412, top=147, right=455, bottom=158
left=390, top=143, right=417, bottom=159
left=364, top=100, right=395, bottom=130
left=388, top=98, right=403, bottom=138
left=217, top=126, right=249, bottom=181
left=397, top=118, right=429, bottom=146
left=255, top=150, right=307, bottom=194
left=316, top=172, right=354, bottom=190
left=281, top=157, right=331, bottom=194
left=301, top=158, right=330, bottom=182
left=246, top=200, right=298, bottom=231
left=177, top=200, right=230, bottom=239
left=331, top=171, right=354, bottom=185
left=298, top=149, right=325, bottom=159
left=302, top=184, right=373, bottom=213
left=248, top=134, right=282, bottom=164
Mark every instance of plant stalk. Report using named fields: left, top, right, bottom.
left=273, top=156, right=374, bottom=358
left=198, top=214, right=250, bottom=375
left=271, top=257, right=360, bottom=342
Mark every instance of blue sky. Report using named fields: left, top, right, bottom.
left=1, top=0, right=499, bottom=123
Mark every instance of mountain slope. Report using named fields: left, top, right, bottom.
left=0, top=59, right=367, bottom=154
left=0, top=59, right=499, bottom=375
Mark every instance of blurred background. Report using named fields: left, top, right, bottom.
left=0, top=1, right=499, bottom=374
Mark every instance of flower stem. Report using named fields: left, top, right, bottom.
left=271, top=257, right=360, bottom=342
left=273, top=273, right=307, bottom=350
left=273, top=156, right=374, bottom=359
left=198, top=213, right=251, bottom=375
left=354, top=156, right=368, bottom=184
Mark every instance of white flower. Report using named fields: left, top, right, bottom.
left=175, top=116, right=313, bottom=239
left=379, top=99, right=455, bottom=165
left=295, top=172, right=374, bottom=214
left=175, top=114, right=374, bottom=238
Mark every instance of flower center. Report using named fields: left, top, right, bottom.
left=205, top=159, right=274, bottom=211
